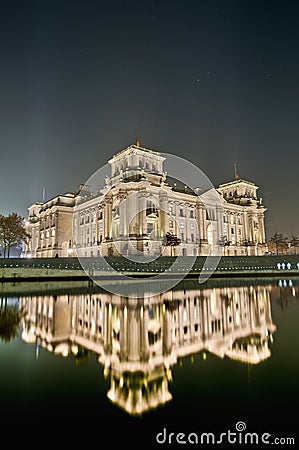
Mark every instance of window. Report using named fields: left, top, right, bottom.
left=190, top=210, right=194, bottom=218
left=190, top=223, right=194, bottom=230
left=179, top=208, right=184, bottom=217
left=146, top=200, right=156, bottom=214
left=180, top=221, right=184, bottom=229
left=191, top=233, right=194, bottom=242
left=169, top=220, right=173, bottom=228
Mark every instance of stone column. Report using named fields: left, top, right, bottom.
left=201, top=206, right=207, bottom=242
left=138, top=191, right=147, bottom=236
left=128, top=192, right=138, bottom=236
left=216, top=205, right=223, bottom=249
left=107, top=196, right=113, bottom=239
left=258, top=213, right=265, bottom=243
left=159, top=191, right=168, bottom=238
left=249, top=214, right=255, bottom=242
left=118, top=191, right=127, bottom=236
left=103, top=194, right=113, bottom=240
left=196, top=200, right=207, bottom=242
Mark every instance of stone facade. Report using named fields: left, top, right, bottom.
left=22, top=193, right=76, bottom=258
left=22, top=143, right=267, bottom=258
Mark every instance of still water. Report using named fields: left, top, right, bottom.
left=0, top=277, right=298, bottom=446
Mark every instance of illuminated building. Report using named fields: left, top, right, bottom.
left=22, top=142, right=267, bottom=257
left=20, top=283, right=276, bottom=416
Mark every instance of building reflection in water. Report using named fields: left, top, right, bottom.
left=20, top=283, right=276, bottom=416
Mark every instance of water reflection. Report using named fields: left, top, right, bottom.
left=0, top=297, right=25, bottom=343
left=17, top=281, right=282, bottom=416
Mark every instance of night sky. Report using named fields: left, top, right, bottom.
left=1, top=0, right=298, bottom=239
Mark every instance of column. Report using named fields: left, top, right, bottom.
left=119, top=191, right=127, bottom=236
left=196, top=200, right=207, bottom=242
left=258, top=213, right=265, bottom=243
left=103, top=194, right=113, bottom=240
left=216, top=205, right=223, bottom=248
left=159, top=191, right=168, bottom=237
left=138, top=192, right=147, bottom=236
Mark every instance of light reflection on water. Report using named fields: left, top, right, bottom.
left=11, top=279, right=296, bottom=416
left=0, top=277, right=298, bottom=443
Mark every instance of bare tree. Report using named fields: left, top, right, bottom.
left=267, top=232, right=289, bottom=255
left=0, top=297, right=25, bottom=342
left=0, top=213, right=31, bottom=258
left=290, top=236, right=299, bottom=254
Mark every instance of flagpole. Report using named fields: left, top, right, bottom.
left=234, top=163, right=239, bottom=181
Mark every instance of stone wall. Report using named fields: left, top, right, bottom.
left=0, top=255, right=298, bottom=280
